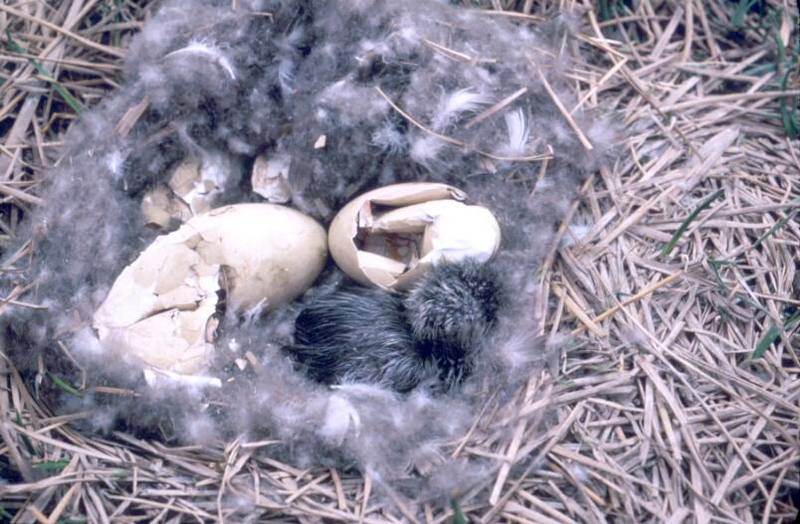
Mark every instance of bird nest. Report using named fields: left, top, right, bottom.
left=1, top=0, right=799, bottom=522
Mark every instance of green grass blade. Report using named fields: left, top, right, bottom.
left=451, top=499, right=468, bottom=524
left=779, top=69, right=799, bottom=138
left=731, top=0, right=760, bottom=28
left=752, top=204, right=799, bottom=249
left=32, top=459, right=70, bottom=473
left=15, top=411, right=36, bottom=456
left=4, top=31, right=84, bottom=115
left=753, top=311, right=800, bottom=358
left=47, top=372, right=83, bottom=397
left=743, top=63, right=777, bottom=77
left=753, top=325, right=781, bottom=358
left=660, top=189, right=724, bottom=258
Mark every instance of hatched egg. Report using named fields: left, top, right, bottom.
left=93, top=203, right=327, bottom=377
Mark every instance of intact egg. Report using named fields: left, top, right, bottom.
left=328, top=183, right=501, bottom=289
left=93, top=203, right=327, bottom=377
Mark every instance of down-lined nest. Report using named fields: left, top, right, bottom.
left=1, top=0, right=799, bottom=522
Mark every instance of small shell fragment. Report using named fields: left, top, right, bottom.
left=328, top=183, right=500, bottom=289
left=141, top=184, right=192, bottom=229
left=251, top=153, right=292, bottom=203
left=141, top=153, right=239, bottom=230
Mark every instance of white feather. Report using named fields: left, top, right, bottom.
left=371, top=124, right=407, bottom=154
left=104, top=150, right=125, bottom=179
left=432, top=88, right=487, bottom=130
left=318, top=395, right=361, bottom=445
left=560, top=223, right=592, bottom=248
left=410, top=135, right=443, bottom=165
left=286, top=25, right=305, bottom=48
left=142, top=368, right=222, bottom=390
left=503, top=109, right=530, bottom=155
left=332, top=383, right=398, bottom=401
left=165, top=41, right=236, bottom=80
left=239, top=297, right=269, bottom=326
left=278, top=57, right=296, bottom=95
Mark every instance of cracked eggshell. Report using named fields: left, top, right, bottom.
left=328, top=183, right=500, bottom=289
left=94, top=203, right=328, bottom=377
left=186, top=204, right=328, bottom=312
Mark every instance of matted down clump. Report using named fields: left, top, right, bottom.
left=2, top=0, right=613, bottom=506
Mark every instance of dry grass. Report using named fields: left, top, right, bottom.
left=1, top=0, right=799, bottom=522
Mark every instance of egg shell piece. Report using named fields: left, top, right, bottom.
left=369, top=200, right=466, bottom=233
left=251, top=153, right=292, bottom=203
left=141, top=184, right=192, bottom=230
left=93, top=238, right=220, bottom=331
left=420, top=204, right=501, bottom=264
left=100, top=302, right=217, bottom=375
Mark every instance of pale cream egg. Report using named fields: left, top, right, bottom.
left=93, top=203, right=327, bottom=378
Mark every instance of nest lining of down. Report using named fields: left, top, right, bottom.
left=2, top=0, right=614, bottom=499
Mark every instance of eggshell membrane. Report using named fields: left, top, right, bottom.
left=420, top=204, right=501, bottom=264
left=94, top=203, right=328, bottom=375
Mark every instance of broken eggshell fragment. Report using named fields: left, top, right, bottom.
left=251, top=153, right=292, bottom=203
left=141, top=153, right=240, bottom=230
left=328, top=183, right=501, bottom=289
left=140, top=183, right=192, bottom=230
left=94, top=203, right=328, bottom=378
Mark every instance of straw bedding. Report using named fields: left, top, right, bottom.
left=1, top=0, right=798, bottom=522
